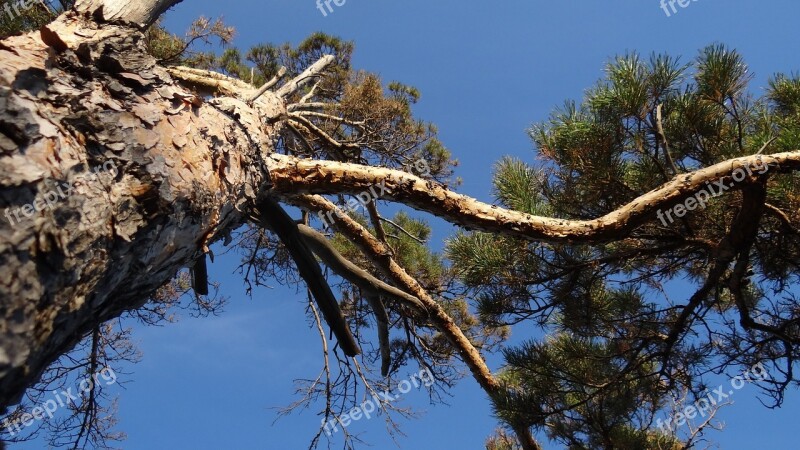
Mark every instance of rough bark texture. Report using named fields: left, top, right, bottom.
left=0, top=6, right=280, bottom=407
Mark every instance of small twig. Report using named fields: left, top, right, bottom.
left=656, top=103, right=679, bottom=175
left=380, top=217, right=426, bottom=244
left=298, top=81, right=320, bottom=104
left=756, top=136, right=778, bottom=154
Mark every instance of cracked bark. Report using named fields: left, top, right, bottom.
left=0, top=0, right=276, bottom=407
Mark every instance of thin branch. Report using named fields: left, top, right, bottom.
left=757, top=136, right=778, bottom=154
left=298, top=81, right=321, bottom=104
left=296, top=224, right=426, bottom=313
left=247, top=66, right=288, bottom=104
left=380, top=217, right=426, bottom=244
left=276, top=55, right=336, bottom=98
left=656, top=103, right=679, bottom=175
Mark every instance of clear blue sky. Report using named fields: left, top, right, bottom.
left=18, top=1, right=800, bottom=449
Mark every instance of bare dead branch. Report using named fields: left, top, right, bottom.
left=248, top=66, right=288, bottom=103
left=276, top=55, right=336, bottom=98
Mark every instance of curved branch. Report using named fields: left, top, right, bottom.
left=252, top=197, right=360, bottom=357
left=266, top=151, right=800, bottom=243
left=289, top=194, right=542, bottom=450
left=296, top=224, right=427, bottom=313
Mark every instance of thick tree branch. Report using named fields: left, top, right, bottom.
left=74, top=0, right=182, bottom=28
left=247, top=66, right=287, bottom=104
left=252, top=197, right=360, bottom=357
left=165, top=65, right=255, bottom=98
left=288, top=102, right=335, bottom=112
left=266, top=151, right=800, bottom=243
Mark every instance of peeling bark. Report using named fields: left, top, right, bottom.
left=266, top=152, right=800, bottom=243
left=0, top=3, right=278, bottom=407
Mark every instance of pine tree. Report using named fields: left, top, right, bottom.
left=450, top=47, right=800, bottom=449
left=2, top=2, right=800, bottom=449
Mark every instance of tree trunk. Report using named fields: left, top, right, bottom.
left=0, top=0, right=278, bottom=408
